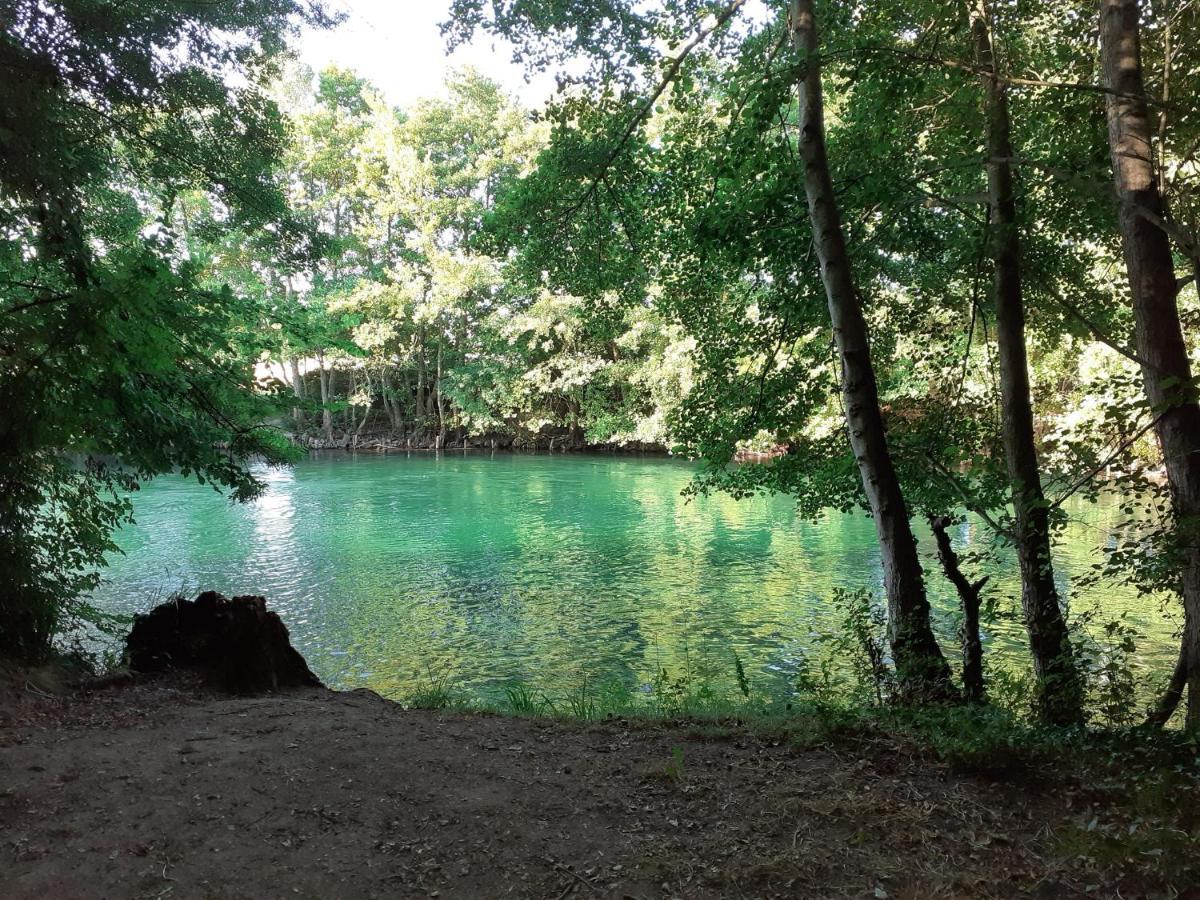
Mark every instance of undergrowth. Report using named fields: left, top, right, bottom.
left=392, top=650, right=1200, bottom=779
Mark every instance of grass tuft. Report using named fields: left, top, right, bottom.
left=403, top=668, right=460, bottom=711
left=501, top=680, right=555, bottom=715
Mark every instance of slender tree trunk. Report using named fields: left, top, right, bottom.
left=364, top=368, right=379, bottom=435
left=356, top=405, right=375, bottom=438
left=318, top=351, right=333, bottom=440
left=790, top=0, right=954, bottom=698
left=1146, top=639, right=1187, bottom=728
left=416, top=332, right=427, bottom=421
left=436, top=342, right=446, bottom=449
left=930, top=516, right=988, bottom=703
left=179, top=196, right=191, bottom=242
left=971, top=0, right=1083, bottom=725
left=352, top=370, right=374, bottom=443
left=288, top=357, right=304, bottom=426
left=1101, top=0, right=1200, bottom=728
left=284, top=276, right=305, bottom=427
left=356, top=370, right=375, bottom=439
left=378, top=369, right=392, bottom=430
left=329, top=369, right=338, bottom=438
left=401, top=371, right=414, bottom=427
left=381, top=369, right=400, bottom=430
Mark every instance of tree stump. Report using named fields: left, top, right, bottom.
left=126, top=592, right=322, bottom=694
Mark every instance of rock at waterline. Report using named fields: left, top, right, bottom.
left=126, top=592, right=322, bottom=694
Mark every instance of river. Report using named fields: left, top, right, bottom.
left=90, top=452, right=1179, bottom=705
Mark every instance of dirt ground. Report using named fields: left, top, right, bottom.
left=0, top=674, right=1194, bottom=899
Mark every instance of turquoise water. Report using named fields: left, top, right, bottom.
left=90, top=452, right=1179, bottom=701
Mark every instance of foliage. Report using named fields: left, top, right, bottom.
left=659, top=745, right=686, bottom=782
left=445, top=0, right=1200, bottom=723
left=502, top=680, right=555, bottom=714
left=1075, top=612, right=1144, bottom=729
left=404, top=667, right=460, bottom=710
left=0, top=0, right=326, bottom=660
left=260, top=64, right=690, bottom=449
left=5, top=0, right=1199, bottom=739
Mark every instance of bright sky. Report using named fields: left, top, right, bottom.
left=297, top=0, right=776, bottom=111
left=295, top=0, right=561, bottom=109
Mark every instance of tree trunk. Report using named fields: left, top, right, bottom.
left=416, top=333, right=427, bottom=421
left=435, top=342, right=446, bottom=449
left=971, top=0, right=1083, bottom=725
left=1145, top=638, right=1187, bottom=728
left=380, top=369, right=399, bottom=430
left=356, top=373, right=375, bottom=437
left=1101, top=0, right=1200, bottom=728
left=401, top=371, right=414, bottom=425
left=930, top=516, right=988, bottom=703
left=790, top=0, right=954, bottom=698
left=317, top=351, right=333, bottom=441
left=328, top=369, right=338, bottom=439
left=284, top=276, right=305, bottom=427
left=288, top=357, right=304, bottom=426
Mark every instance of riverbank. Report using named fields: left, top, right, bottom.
left=292, top=427, right=667, bottom=455
left=3, top=673, right=1196, bottom=899
left=290, top=428, right=780, bottom=461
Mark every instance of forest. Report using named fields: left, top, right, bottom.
left=4, top=0, right=1200, bottom=894
left=3, top=0, right=1197, bottom=721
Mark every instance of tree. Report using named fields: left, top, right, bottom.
left=969, top=0, right=1082, bottom=724
left=448, top=0, right=958, bottom=697
left=790, top=0, right=954, bottom=696
left=0, top=0, right=330, bottom=661
left=265, top=64, right=684, bottom=452
left=1100, top=0, right=1200, bottom=727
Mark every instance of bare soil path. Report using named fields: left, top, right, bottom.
left=0, top=676, right=1191, bottom=899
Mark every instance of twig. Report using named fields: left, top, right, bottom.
left=994, top=155, right=1200, bottom=266
left=558, top=0, right=748, bottom=223
left=1042, top=283, right=1151, bottom=369
left=1, top=290, right=76, bottom=318
left=922, top=452, right=1013, bottom=541
left=550, top=862, right=602, bottom=894
left=23, top=680, right=56, bottom=699
left=1049, top=413, right=1163, bottom=510
left=952, top=215, right=990, bottom=410
left=820, top=45, right=1189, bottom=111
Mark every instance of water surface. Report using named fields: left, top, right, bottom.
left=92, top=452, right=1179, bottom=701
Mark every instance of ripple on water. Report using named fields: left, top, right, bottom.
left=89, top=452, right=1182, bottom=700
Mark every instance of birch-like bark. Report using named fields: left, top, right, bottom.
left=435, top=342, right=446, bottom=449
left=791, top=0, right=953, bottom=696
left=288, top=357, right=304, bottom=425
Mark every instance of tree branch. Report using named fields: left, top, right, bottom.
left=994, top=155, right=1200, bottom=266
left=560, top=0, right=749, bottom=222
left=1041, top=283, right=1152, bottom=369
left=1049, top=412, right=1163, bottom=510
left=824, top=45, right=1190, bottom=112
left=923, top=451, right=1014, bottom=541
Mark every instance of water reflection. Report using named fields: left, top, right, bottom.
left=90, top=452, right=1181, bottom=702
